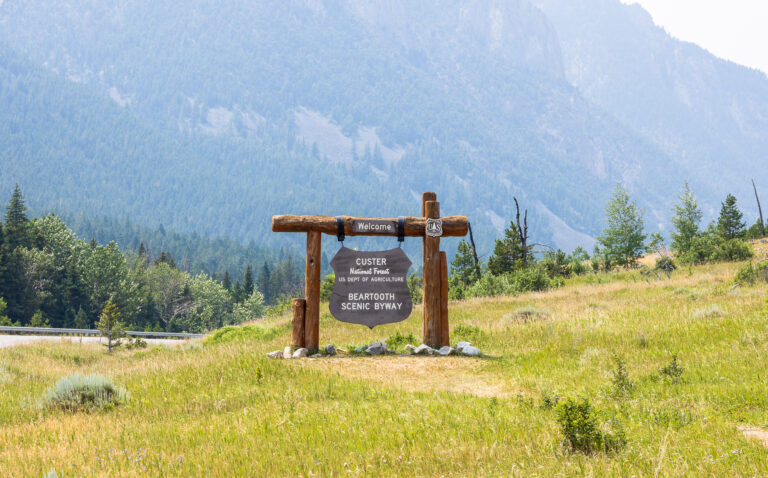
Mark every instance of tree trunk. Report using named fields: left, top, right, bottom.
left=753, top=179, right=764, bottom=233
left=514, top=197, right=529, bottom=266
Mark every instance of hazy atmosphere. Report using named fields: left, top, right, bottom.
left=1, top=1, right=768, bottom=476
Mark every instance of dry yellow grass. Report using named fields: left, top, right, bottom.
left=1, top=258, right=767, bottom=476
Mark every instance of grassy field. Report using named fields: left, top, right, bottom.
left=1, top=253, right=767, bottom=476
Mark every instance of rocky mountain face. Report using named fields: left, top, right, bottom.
left=0, top=0, right=765, bottom=254
left=536, top=0, right=768, bottom=220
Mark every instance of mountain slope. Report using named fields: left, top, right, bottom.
left=0, top=0, right=765, bottom=255
left=536, top=0, right=768, bottom=221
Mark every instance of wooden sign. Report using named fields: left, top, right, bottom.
left=329, top=247, right=412, bottom=328
left=272, top=192, right=469, bottom=351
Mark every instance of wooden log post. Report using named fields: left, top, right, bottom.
left=291, top=298, right=306, bottom=348
left=439, top=251, right=450, bottom=347
left=423, top=199, right=441, bottom=347
left=304, top=231, right=322, bottom=352
left=421, top=192, right=437, bottom=347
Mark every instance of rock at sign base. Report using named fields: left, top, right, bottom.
left=355, top=345, right=367, bottom=354
left=283, top=346, right=293, bottom=359
left=292, top=348, right=309, bottom=358
left=413, top=344, right=434, bottom=356
left=325, top=344, right=336, bottom=356
left=404, top=344, right=417, bottom=354
left=437, top=346, right=454, bottom=356
left=311, top=353, right=323, bottom=358
left=366, top=341, right=387, bottom=356
left=266, top=350, right=283, bottom=359
left=461, top=345, right=481, bottom=357
left=456, top=341, right=471, bottom=351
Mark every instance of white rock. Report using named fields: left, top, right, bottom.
left=283, top=346, right=293, bottom=359
left=456, top=341, right=471, bottom=351
left=461, top=345, right=481, bottom=357
left=311, top=353, right=322, bottom=358
left=292, top=348, right=309, bottom=358
left=437, top=346, right=454, bottom=356
left=266, top=350, right=283, bottom=359
left=404, top=344, right=417, bottom=354
left=413, top=344, right=434, bottom=355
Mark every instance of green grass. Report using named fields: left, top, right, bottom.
left=1, top=260, right=768, bottom=476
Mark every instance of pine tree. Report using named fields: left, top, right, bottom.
left=597, top=183, right=647, bottom=268
left=2, top=186, right=33, bottom=321
left=488, top=221, right=525, bottom=276
left=4, top=184, right=31, bottom=251
left=670, top=181, right=702, bottom=254
left=0, top=297, right=18, bottom=326
left=717, top=194, right=746, bottom=240
left=222, top=271, right=232, bottom=291
left=258, top=262, right=271, bottom=304
left=243, top=264, right=254, bottom=296
left=97, top=299, right=125, bottom=353
left=232, top=280, right=244, bottom=303
left=154, top=251, right=176, bottom=269
left=269, top=265, right=284, bottom=304
left=451, top=240, right=480, bottom=285
left=29, top=310, right=50, bottom=328
left=74, top=307, right=89, bottom=329
left=0, top=221, right=5, bottom=302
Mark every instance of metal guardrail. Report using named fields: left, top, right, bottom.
left=0, top=326, right=205, bottom=339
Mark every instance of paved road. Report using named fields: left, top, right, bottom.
left=0, top=334, right=190, bottom=348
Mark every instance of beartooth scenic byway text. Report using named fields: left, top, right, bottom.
left=347, top=292, right=396, bottom=301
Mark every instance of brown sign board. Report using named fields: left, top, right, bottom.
left=329, top=247, right=413, bottom=328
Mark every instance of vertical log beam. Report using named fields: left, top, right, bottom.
left=439, top=252, right=450, bottom=347
left=291, top=298, right=306, bottom=348
left=423, top=200, right=441, bottom=346
left=421, top=192, right=436, bottom=217
left=304, top=231, right=321, bottom=352
left=421, top=192, right=437, bottom=346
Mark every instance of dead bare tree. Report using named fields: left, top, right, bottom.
left=513, top=197, right=529, bottom=266
left=753, top=179, right=764, bottom=234
left=467, top=222, right=481, bottom=275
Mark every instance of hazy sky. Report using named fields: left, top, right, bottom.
left=620, top=0, right=768, bottom=75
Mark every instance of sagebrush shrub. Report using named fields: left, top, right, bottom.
left=504, top=306, right=549, bottom=323
left=692, top=304, right=726, bottom=320
left=44, top=373, right=127, bottom=412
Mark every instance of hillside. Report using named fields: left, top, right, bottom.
left=536, top=0, right=768, bottom=222
left=2, top=256, right=768, bottom=475
left=3, top=1, right=766, bottom=255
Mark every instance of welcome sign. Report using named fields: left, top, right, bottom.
left=352, top=219, right=397, bottom=234
left=329, top=247, right=413, bottom=328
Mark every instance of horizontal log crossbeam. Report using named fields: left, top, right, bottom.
left=272, top=215, right=469, bottom=237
